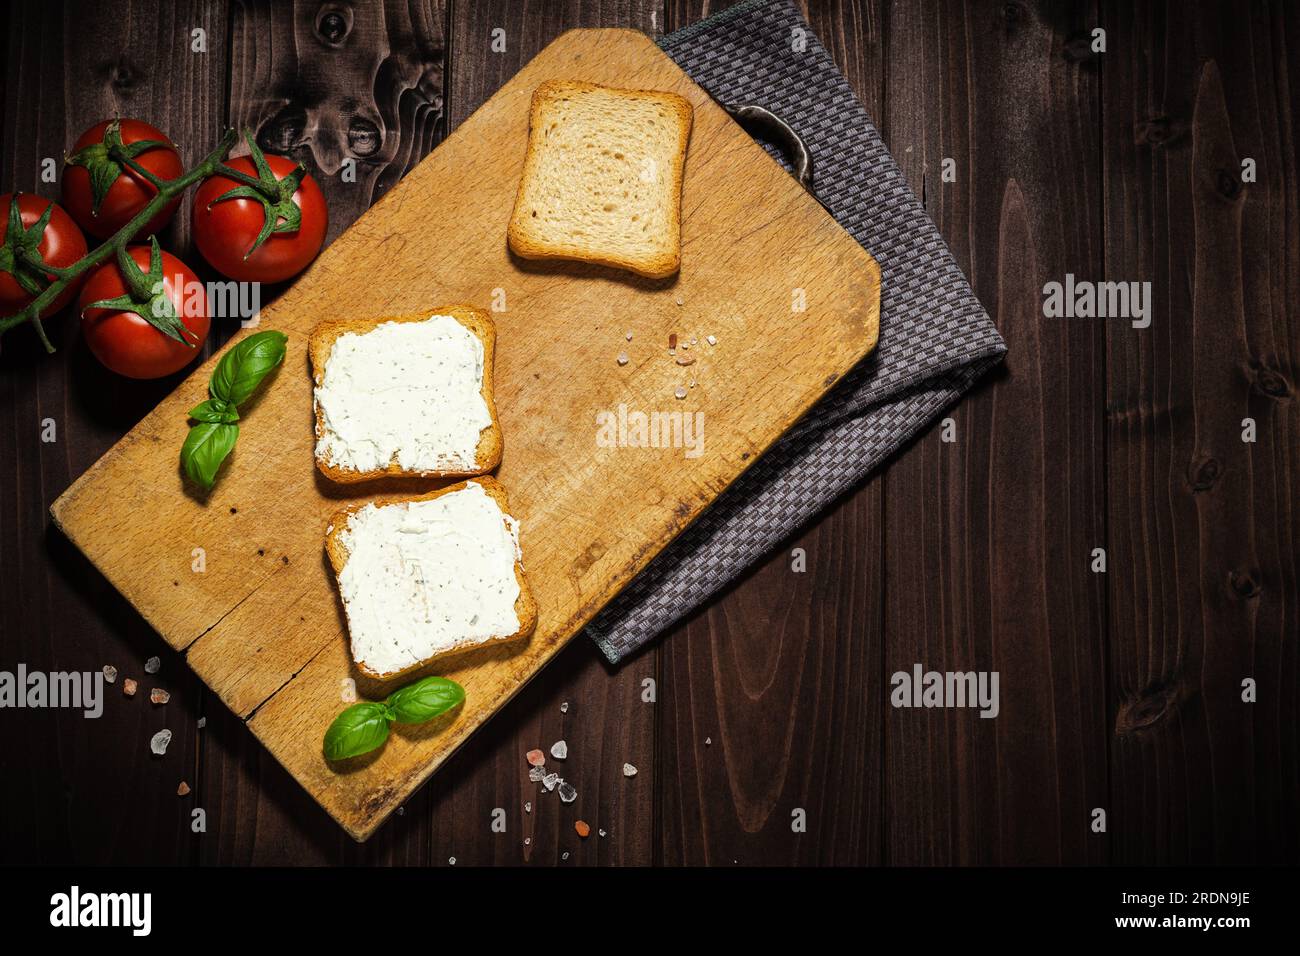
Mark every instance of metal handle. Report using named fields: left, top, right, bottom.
left=722, top=103, right=823, bottom=207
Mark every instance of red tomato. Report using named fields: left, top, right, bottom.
left=78, top=246, right=209, bottom=379
left=0, top=193, right=88, bottom=318
left=193, top=153, right=327, bottom=283
left=62, top=119, right=183, bottom=239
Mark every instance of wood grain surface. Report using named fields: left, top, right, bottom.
left=2, top=0, right=1297, bottom=865
left=881, top=0, right=1108, bottom=866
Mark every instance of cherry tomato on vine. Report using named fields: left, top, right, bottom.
left=0, top=193, right=88, bottom=319
left=62, top=119, right=183, bottom=239
left=193, top=148, right=327, bottom=284
left=78, top=240, right=209, bottom=379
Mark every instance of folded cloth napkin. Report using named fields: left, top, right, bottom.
left=586, top=0, right=1007, bottom=663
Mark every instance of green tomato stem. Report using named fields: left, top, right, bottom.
left=118, top=153, right=168, bottom=192
left=210, top=165, right=275, bottom=199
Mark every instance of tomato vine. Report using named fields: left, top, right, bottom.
left=0, top=127, right=240, bottom=354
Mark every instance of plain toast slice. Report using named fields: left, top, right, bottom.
left=310, top=306, right=502, bottom=483
left=507, top=80, right=693, bottom=279
left=325, top=477, right=538, bottom=680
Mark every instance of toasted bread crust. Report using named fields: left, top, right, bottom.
left=309, top=305, right=503, bottom=484
left=325, top=476, right=538, bottom=681
left=507, top=80, right=693, bottom=280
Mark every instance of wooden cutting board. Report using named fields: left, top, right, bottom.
left=50, top=28, right=880, bottom=841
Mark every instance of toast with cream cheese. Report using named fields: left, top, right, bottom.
left=310, top=306, right=502, bottom=483
left=325, top=477, right=537, bottom=680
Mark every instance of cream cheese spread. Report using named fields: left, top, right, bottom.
left=337, top=481, right=522, bottom=676
left=315, top=315, right=491, bottom=473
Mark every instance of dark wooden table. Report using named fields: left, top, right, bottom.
left=2, top=0, right=1296, bottom=866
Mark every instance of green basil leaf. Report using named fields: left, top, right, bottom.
left=210, top=330, right=287, bottom=406
left=188, top=398, right=239, bottom=425
left=323, top=702, right=392, bottom=761
left=180, top=421, right=239, bottom=491
left=386, top=676, right=466, bottom=725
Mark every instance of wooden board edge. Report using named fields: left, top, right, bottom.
left=48, top=489, right=182, bottom=650
left=860, top=255, right=882, bottom=350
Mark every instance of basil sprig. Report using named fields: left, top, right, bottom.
left=210, top=328, right=288, bottom=405
left=324, top=676, right=466, bottom=762
left=388, top=676, right=466, bottom=723
left=323, top=703, right=392, bottom=762
left=180, top=329, right=287, bottom=491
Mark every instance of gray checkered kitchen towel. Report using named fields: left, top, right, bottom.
left=586, top=0, right=1007, bottom=662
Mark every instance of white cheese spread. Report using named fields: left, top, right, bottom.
left=337, top=481, right=522, bottom=676
left=315, top=315, right=491, bottom=473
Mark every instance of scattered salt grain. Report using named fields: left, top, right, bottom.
left=196, top=717, right=206, bottom=730
left=617, top=352, right=629, bottom=366
left=177, top=781, right=190, bottom=796
left=705, top=736, right=712, bottom=745
left=529, top=766, right=546, bottom=782
left=675, top=297, right=684, bottom=307
left=542, top=772, right=559, bottom=792
left=524, top=838, right=531, bottom=846
left=144, top=656, right=161, bottom=675
left=706, top=335, right=717, bottom=346
left=150, top=730, right=172, bottom=756
left=558, top=781, right=577, bottom=803
left=674, top=387, right=687, bottom=400
left=150, top=688, right=170, bottom=705
left=623, top=763, right=637, bottom=777
left=123, top=679, right=138, bottom=697
left=550, top=739, right=568, bottom=760
left=102, top=665, right=117, bottom=684
left=560, top=701, right=569, bottom=714
left=625, top=330, right=633, bottom=341
left=526, top=748, right=546, bottom=767
left=562, top=851, right=570, bottom=860
left=449, top=857, right=456, bottom=866
left=599, top=829, right=607, bottom=838
left=524, top=801, right=532, bottom=814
